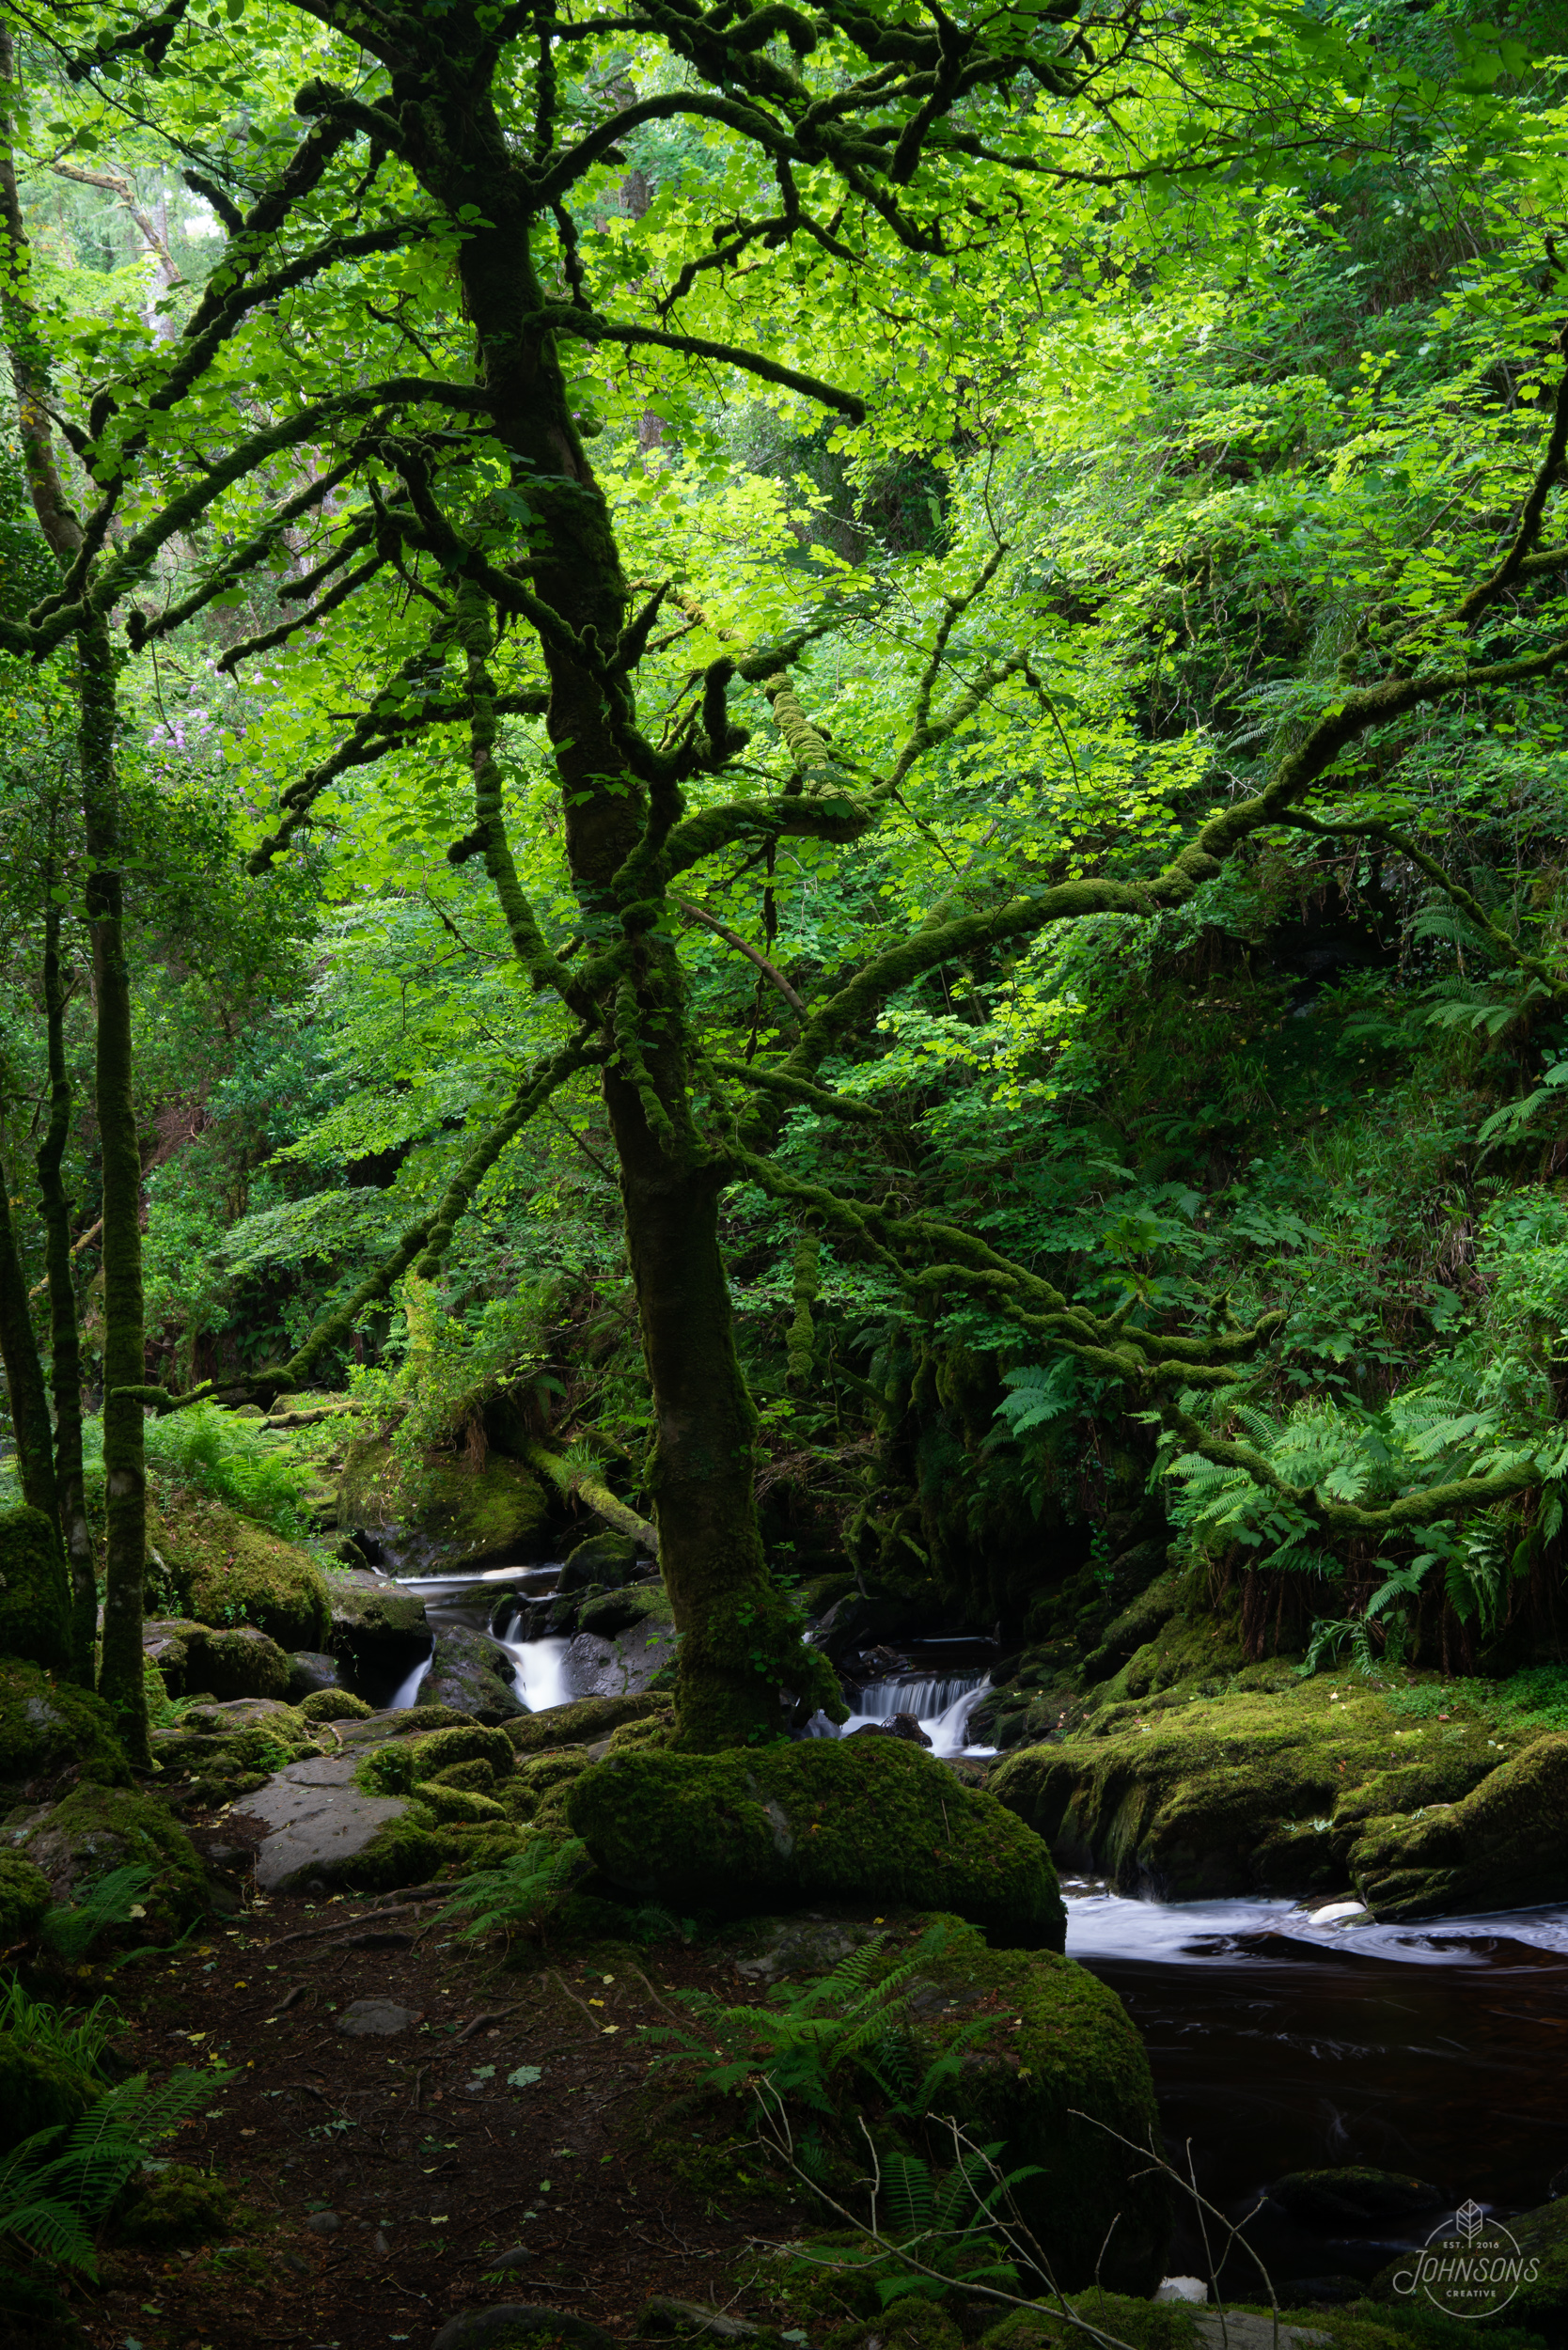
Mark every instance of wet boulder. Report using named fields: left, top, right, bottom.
left=569, top=1735, right=1066, bottom=1950
left=562, top=1617, right=677, bottom=1699
left=991, top=1687, right=1505, bottom=1904
left=557, top=1531, right=640, bottom=1594
left=200, top=1625, right=292, bottom=1702
left=0, top=1656, right=130, bottom=1794
left=0, top=1506, right=73, bottom=1670
left=423, top=1627, right=526, bottom=1723
left=149, top=1496, right=330, bottom=1648
left=1269, top=2169, right=1443, bottom=2223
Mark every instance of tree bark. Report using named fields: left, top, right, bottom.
left=81, top=619, right=148, bottom=1759
left=39, top=892, right=97, bottom=1681
left=0, top=1136, right=56, bottom=1520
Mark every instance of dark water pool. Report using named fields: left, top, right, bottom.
left=1067, top=1888, right=1568, bottom=2290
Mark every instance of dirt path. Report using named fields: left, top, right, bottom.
left=77, top=1878, right=798, bottom=2350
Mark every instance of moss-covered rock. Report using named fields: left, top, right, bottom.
left=149, top=1497, right=330, bottom=1649
left=0, top=1657, right=129, bottom=1793
left=415, top=1779, right=510, bottom=1825
left=1080, top=1569, right=1183, bottom=1686
left=0, top=2033, right=98, bottom=2156
left=424, top=1626, right=526, bottom=1722
left=201, top=1625, right=292, bottom=1702
left=0, top=1506, right=72, bottom=1670
left=287, top=1650, right=342, bottom=1700
left=559, top=1532, right=640, bottom=1593
left=14, top=1782, right=208, bottom=1936
left=509, top=1748, right=597, bottom=1828
left=117, top=2163, right=231, bottom=2249
left=1349, top=1731, right=1568, bottom=1919
left=569, top=1738, right=1065, bottom=1949
left=992, top=1685, right=1504, bottom=1904
left=358, top=1722, right=516, bottom=1794
left=298, top=1688, right=373, bottom=1724
left=429, top=1758, right=497, bottom=1794
left=740, top=1914, right=1164, bottom=2295
left=338, top=1439, right=549, bottom=1573
left=0, top=1852, right=52, bottom=1944
left=1370, top=2189, right=1568, bottom=2332
left=505, top=1695, right=666, bottom=1754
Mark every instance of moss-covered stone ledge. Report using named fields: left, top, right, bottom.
left=568, top=1737, right=1065, bottom=1949
left=0, top=1656, right=130, bottom=1794
left=990, top=1684, right=1511, bottom=1905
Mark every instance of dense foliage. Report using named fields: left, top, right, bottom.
left=3, top=0, right=1568, bottom=1725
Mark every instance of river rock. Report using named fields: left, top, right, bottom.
left=568, top=1734, right=1065, bottom=1949
left=849, top=1711, right=932, bottom=1747
left=432, top=2311, right=617, bottom=2350
left=423, top=1626, right=525, bottom=1722
left=234, top=1752, right=437, bottom=1892
left=337, top=1439, right=550, bottom=1574
left=323, top=1568, right=431, bottom=1668
left=557, top=1532, right=639, bottom=1593
left=0, top=1657, right=129, bottom=1795
left=563, top=1617, right=677, bottom=1699
left=991, top=1686, right=1507, bottom=1904
left=337, top=1998, right=422, bottom=2036
left=287, top=1651, right=341, bottom=1700
left=1269, top=2167, right=1444, bottom=2223
left=505, top=1694, right=667, bottom=1754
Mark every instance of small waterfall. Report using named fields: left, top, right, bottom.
left=809, top=1670, right=994, bottom=1757
left=387, top=1653, right=431, bottom=1710
left=495, top=1625, right=570, bottom=1711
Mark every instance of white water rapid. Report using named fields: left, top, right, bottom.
left=809, top=1668, right=995, bottom=1756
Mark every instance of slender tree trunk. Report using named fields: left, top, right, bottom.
left=81, top=621, right=147, bottom=1759
left=0, top=1135, right=56, bottom=1519
left=39, top=891, right=96, bottom=1680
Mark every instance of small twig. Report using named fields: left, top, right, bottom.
left=412, top=2063, right=432, bottom=2111
left=266, top=1984, right=309, bottom=2019
left=455, top=2004, right=525, bottom=2043
left=548, top=1968, right=617, bottom=2037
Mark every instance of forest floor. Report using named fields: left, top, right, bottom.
left=71, top=1825, right=806, bottom=2350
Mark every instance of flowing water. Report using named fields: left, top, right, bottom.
left=1066, top=1884, right=1568, bottom=2290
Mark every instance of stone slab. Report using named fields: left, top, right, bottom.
left=235, top=1753, right=412, bottom=1891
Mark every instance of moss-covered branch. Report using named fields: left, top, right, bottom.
left=523, top=1440, right=660, bottom=1556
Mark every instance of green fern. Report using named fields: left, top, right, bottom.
left=39, top=1866, right=156, bottom=1967
left=436, top=1836, right=586, bottom=1945
left=0, top=2064, right=226, bottom=2313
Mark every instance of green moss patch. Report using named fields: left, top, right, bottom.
left=505, top=1696, right=667, bottom=1754
left=0, top=1852, right=51, bottom=1944
left=338, top=1438, right=548, bottom=1571
left=0, top=1506, right=73, bottom=1671
left=117, top=2164, right=231, bottom=2249
left=1349, top=1731, right=1568, bottom=1919
left=568, top=1738, right=1065, bottom=1950
left=0, top=1656, right=130, bottom=1792
left=991, top=1684, right=1507, bottom=1905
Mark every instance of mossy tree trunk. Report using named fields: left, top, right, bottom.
left=81, top=621, right=147, bottom=1760
left=380, top=73, right=809, bottom=1747
left=38, top=891, right=96, bottom=1680
left=0, top=1141, right=56, bottom=1520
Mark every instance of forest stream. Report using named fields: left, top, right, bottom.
left=345, top=1562, right=1568, bottom=2309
